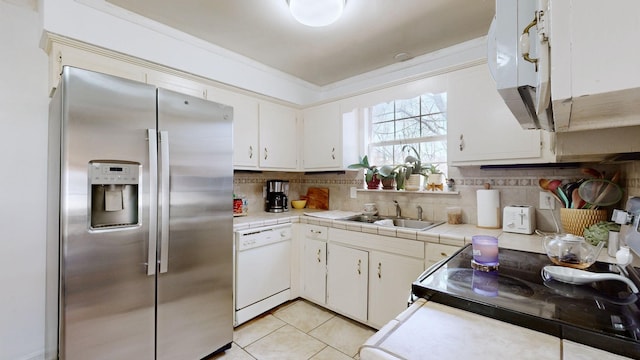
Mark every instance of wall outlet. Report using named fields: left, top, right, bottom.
left=350, top=187, right=357, bottom=198
left=539, top=191, right=556, bottom=210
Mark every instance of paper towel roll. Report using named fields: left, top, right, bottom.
left=477, top=189, right=501, bottom=228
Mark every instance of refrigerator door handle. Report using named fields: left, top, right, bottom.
left=159, top=130, right=170, bottom=273
left=147, top=129, right=158, bottom=276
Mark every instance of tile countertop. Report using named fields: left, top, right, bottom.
left=233, top=210, right=638, bottom=266
left=236, top=211, right=638, bottom=359
left=359, top=298, right=633, bottom=360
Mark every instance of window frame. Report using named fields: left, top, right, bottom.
left=365, top=93, right=448, bottom=175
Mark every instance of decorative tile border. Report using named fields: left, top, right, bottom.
left=459, top=177, right=540, bottom=187
left=302, top=178, right=363, bottom=185
left=233, top=172, right=640, bottom=190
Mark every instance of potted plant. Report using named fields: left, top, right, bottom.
left=401, top=145, right=424, bottom=191
left=425, top=164, right=445, bottom=191
left=348, top=155, right=380, bottom=190
left=395, top=165, right=410, bottom=190
left=377, top=165, right=397, bottom=190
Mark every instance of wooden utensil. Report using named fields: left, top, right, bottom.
left=571, top=188, right=585, bottom=209
left=581, top=167, right=603, bottom=179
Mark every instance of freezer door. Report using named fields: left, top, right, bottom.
left=57, top=67, right=157, bottom=360
left=156, top=89, right=234, bottom=359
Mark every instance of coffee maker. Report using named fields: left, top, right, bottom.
left=265, top=180, right=289, bottom=213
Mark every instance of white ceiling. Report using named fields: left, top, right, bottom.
left=105, top=0, right=495, bottom=87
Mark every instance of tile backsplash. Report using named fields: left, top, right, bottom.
left=234, top=161, right=640, bottom=233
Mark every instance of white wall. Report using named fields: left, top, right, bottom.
left=0, top=2, right=484, bottom=359
left=0, top=1, right=49, bottom=359
left=41, top=0, right=486, bottom=107
left=41, top=0, right=321, bottom=105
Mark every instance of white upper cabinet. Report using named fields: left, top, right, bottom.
left=258, top=101, right=299, bottom=170
left=447, top=65, right=555, bottom=166
left=206, top=86, right=260, bottom=169
left=302, top=102, right=359, bottom=170
left=550, top=0, right=640, bottom=132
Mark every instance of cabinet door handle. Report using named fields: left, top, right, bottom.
left=377, top=262, right=382, bottom=279
left=249, top=145, right=253, bottom=159
left=357, top=259, right=362, bottom=275
left=441, top=252, right=448, bottom=257
left=317, top=249, right=321, bottom=263
left=264, top=147, right=268, bottom=160
left=520, top=12, right=540, bottom=71
left=310, top=229, right=322, bottom=235
left=459, top=134, right=464, bottom=151
left=331, top=147, right=335, bottom=160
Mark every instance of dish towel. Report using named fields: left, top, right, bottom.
left=373, top=219, right=394, bottom=227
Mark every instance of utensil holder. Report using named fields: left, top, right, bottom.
left=560, top=208, right=607, bottom=236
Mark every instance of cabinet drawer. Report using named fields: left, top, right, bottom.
left=304, top=224, right=328, bottom=240
left=425, top=243, right=461, bottom=264
left=329, top=228, right=424, bottom=259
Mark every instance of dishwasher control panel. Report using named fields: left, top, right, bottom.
left=235, top=224, right=292, bottom=251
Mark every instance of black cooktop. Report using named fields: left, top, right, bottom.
left=412, top=245, right=640, bottom=358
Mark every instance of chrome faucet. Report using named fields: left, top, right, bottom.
left=416, top=205, right=423, bottom=221
left=393, top=200, right=402, bottom=218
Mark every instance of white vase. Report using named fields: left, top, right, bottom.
left=405, top=174, right=421, bottom=191
left=425, top=173, right=444, bottom=191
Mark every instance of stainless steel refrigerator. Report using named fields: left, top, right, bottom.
left=45, top=66, right=233, bottom=360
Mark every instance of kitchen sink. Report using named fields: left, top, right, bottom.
left=339, top=215, right=443, bottom=231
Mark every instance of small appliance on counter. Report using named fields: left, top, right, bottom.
left=265, top=179, right=289, bottom=212
left=502, top=205, right=535, bottom=234
left=613, top=196, right=640, bottom=259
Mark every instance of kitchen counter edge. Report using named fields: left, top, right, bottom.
left=233, top=211, right=634, bottom=265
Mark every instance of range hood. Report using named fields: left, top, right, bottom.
left=489, top=0, right=553, bottom=131
left=491, top=0, right=640, bottom=133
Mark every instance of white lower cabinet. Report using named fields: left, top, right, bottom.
left=368, top=251, right=424, bottom=328
left=302, top=225, right=328, bottom=305
left=327, top=243, right=369, bottom=322
left=299, top=227, right=427, bottom=328
left=425, top=243, right=462, bottom=268
left=319, top=228, right=425, bottom=329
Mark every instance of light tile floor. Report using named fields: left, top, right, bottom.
left=212, top=299, right=376, bottom=360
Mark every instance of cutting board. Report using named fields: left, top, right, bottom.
left=305, top=187, right=329, bottom=210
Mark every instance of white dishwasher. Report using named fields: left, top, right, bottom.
left=234, top=224, right=292, bottom=326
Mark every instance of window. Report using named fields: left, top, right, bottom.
left=366, top=92, right=447, bottom=175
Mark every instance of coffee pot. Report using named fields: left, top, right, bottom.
left=265, top=180, right=289, bottom=213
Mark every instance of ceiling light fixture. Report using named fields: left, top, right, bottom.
left=288, top=0, right=346, bottom=27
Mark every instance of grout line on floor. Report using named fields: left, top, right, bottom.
left=233, top=298, right=374, bottom=359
